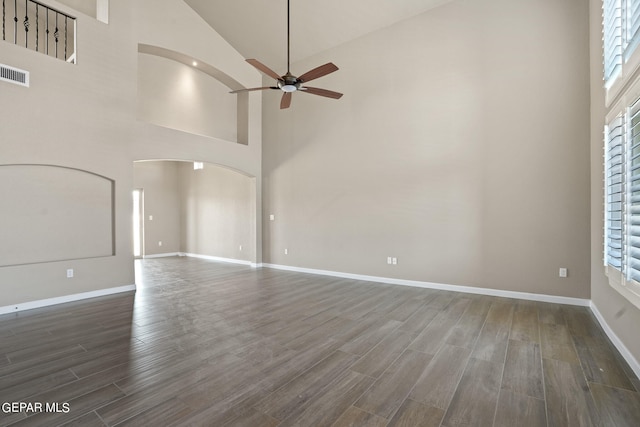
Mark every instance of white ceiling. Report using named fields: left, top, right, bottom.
left=185, top=0, right=450, bottom=73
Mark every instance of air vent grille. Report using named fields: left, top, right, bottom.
left=0, top=64, right=29, bottom=87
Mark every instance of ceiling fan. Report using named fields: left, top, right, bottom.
left=230, top=0, right=343, bottom=109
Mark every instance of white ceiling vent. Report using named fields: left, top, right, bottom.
left=0, top=64, right=29, bottom=87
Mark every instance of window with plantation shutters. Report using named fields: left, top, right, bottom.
left=604, top=95, right=640, bottom=309
left=605, top=114, right=624, bottom=270
left=604, top=0, right=623, bottom=82
left=627, top=0, right=640, bottom=57
left=603, top=0, right=640, bottom=93
left=627, top=100, right=640, bottom=281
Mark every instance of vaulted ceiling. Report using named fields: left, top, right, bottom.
left=185, top=0, right=450, bottom=71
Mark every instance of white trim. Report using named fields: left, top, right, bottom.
left=181, top=253, right=254, bottom=267
left=261, top=264, right=591, bottom=307
left=0, top=284, right=136, bottom=315
left=590, top=302, right=640, bottom=379
left=606, top=265, right=640, bottom=311
left=142, top=252, right=181, bottom=259
left=97, top=0, right=109, bottom=24
left=143, top=252, right=261, bottom=268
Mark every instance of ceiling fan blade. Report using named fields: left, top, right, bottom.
left=229, top=86, right=278, bottom=94
left=246, top=59, right=282, bottom=80
left=298, top=63, right=339, bottom=83
left=301, top=86, right=343, bottom=99
left=280, top=92, right=292, bottom=109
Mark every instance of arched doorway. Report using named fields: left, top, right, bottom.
left=132, top=160, right=257, bottom=264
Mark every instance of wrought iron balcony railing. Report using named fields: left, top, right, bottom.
left=2, top=0, right=76, bottom=63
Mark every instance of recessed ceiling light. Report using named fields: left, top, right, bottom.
left=192, top=61, right=198, bottom=67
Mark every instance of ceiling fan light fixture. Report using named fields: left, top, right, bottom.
left=230, top=0, right=342, bottom=109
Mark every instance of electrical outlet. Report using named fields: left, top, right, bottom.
left=149, top=215, right=153, bottom=221
left=239, top=245, right=243, bottom=251
left=66, top=269, right=74, bottom=278
left=392, top=257, right=398, bottom=265
left=284, top=248, right=288, bottom=255
left=270, top=214, right=275, bottom=221
left=158, top=241, right=163, bottom=247
left=559, top=268, right=567, bottom=278
left=387, top=257, right=392, bottom=264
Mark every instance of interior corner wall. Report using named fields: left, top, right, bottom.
left=263, top=0, right=591, bottom=298
left=56, top=0, right=97, bottom=19
left=133, top=162, right=181, bottom=256
left=589, top=0, right=640, bottom=362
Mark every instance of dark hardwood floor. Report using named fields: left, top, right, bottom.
left=1, top=257, right=640, bottom=426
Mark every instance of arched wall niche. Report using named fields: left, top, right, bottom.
left=0, top=164, right=115, bottom=267
left=137, top=44, right=250, bottom=145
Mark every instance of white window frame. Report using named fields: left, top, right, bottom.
left=604, top=77, right=640, bottom=310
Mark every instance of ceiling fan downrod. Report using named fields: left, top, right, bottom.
left=287, top=0, right=291, bottom=75
left=229, top=0, right=344, bottom=109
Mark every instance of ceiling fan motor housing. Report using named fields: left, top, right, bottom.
left=230, top=0, right=342, bottom=108
left=278, top=74, right=301, bottom=92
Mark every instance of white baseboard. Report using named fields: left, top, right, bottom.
left=181, top=253, right=258, bottom=267
left=142, top=252, right=181, bottom=259
left=143, top=252, right=260, bottom=268
left=0, top=284, right=137, bottom=315
left=590, top=302, right=640, bottom=379
left=262, top=263, right=591, bottom=307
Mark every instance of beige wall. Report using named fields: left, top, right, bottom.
left=179, top=163, right=256, bottom=262
left=137, top=53, right=238, bottom=142
left=133, top=161, right=181, bottom=256
left=263, top=0, right=591, bottom=298
left=0, top=0, right=262, bottom=308
left=589, top=0, right=640, bottom=362
left=56, top=0, right=97, bottom=19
